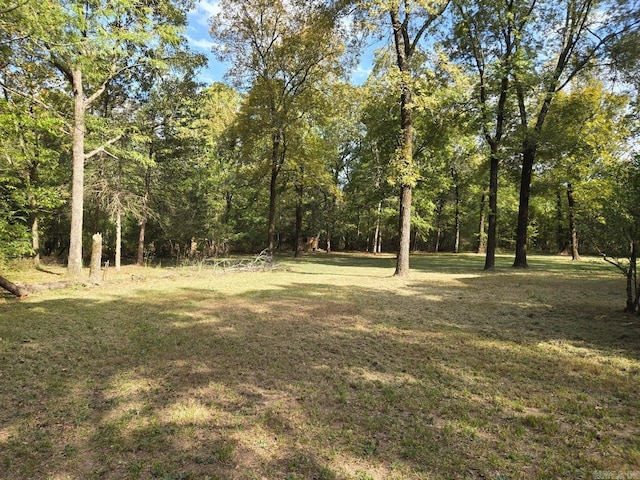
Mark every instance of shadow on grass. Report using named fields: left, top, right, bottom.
left=287, top=251, right=614, bottom=276
left=0, top=267, right=639, bottom=479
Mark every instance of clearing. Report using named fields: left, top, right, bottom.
left=0, top=253, right=638, bottom=479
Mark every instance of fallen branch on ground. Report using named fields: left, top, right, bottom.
left=1, top=275, right=89, bottom=298
left=0, top=275, right=29, bottom=298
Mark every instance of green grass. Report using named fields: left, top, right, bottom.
left=0, top=253, right=639, bottom=479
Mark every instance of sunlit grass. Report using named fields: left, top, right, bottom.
left=0, top=253, right=638, bottom=479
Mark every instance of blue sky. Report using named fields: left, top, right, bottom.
left=185, top=0, right=374, bottom=85
left=186, top=0, right=226, bottom=84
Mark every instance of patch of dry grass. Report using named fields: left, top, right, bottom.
left=0, top=253, right=639, bottom=479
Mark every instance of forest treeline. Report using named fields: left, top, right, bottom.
left=1, top=1, right=639, bottom=286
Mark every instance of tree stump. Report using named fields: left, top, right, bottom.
left=89, top=233, right=103, bottom=284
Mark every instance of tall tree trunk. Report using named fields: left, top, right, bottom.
left=115, top=204, right=122, bottom=271
left=267, top=162, right=278, bottom=255
left=566, top=182, right=581, bottom=261
left=136, top=166, right=151, bottom=266
left=325, top=171, right=338, bottom=253
left=267, top=130, right=283, bottom=255
left=387, top=2, right=448, bottom=273
left=634, top=242, right=640, bottom=312
left=28, top=161, right=40, bottom=266
left=484, top=151, right=499, bottom=270
left=454, top=182, right=461, bottom=254
left=67, top=68, right=86, bottom=279
left=115, top=156, right=123, bottom=271
left=556, top=189, right=566, bottom=253
left=434, top=198, right=444, bottom=253
left=477, top=190, right=487, bottom=254
left=326, top=195, right=333, bottom=253
left=513, top=141, right=535, bottom=268
left=626, top=241, right=636, bottom=313
left=395, top=184, right=412, bottom=276
left=136, top=216, right=147, bottom=266
left=393, top=73, right=413, bottom=274
left=434, top=225, right=441, bottom=253
left=373, top=200, right=382, bottom=254
left=30, top=213, right=40, bottom=267
left=294, top=173, right=303, bottom=258
left=391, top=9, right=414, bottom=277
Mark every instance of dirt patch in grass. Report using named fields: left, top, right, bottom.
left=0, top=254, right=639, bottom=479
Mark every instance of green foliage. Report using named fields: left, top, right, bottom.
left=0, top=0, right=638, bottom=266
left=593, top=156, right=640, bottom=256
left=0, top=70, right=67, bottom=261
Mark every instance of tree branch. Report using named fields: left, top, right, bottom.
left=0, top=81, right=71, bottom=132
left=0, top=0, right=30, bottom=16
left=85, top=62, right=146, bottom=108
left=409, top=0, right=451, bottom=54
left=84, top=135, right=123, bottom=160
left=599, top=252, right=628, bottom=274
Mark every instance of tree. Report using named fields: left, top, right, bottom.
left=316, top=82, right=364, bottom=253
left=450, top=0, right=532, bottom=269
left=356, top=0, right=450, bottom=275
left=511, top=0, right=640, bottom=268
left=0, top=50, right=67, bottom=264
left=598, top=156, right=640, bottom=312
left=538, top=79, right=630, bottom=260
left=7, top=0, right=192, bottom=278
left=211, top=0, right=346, bottom=253
left=127, top=57, right=206, bottom=265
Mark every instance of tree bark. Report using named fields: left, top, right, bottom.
left=136, top=166, right=151, bottom=266
left=30, top=213, right=40, bottom=267
left=477, top=190, right=487, bottom=254
left=556, top=189, right=566, bottom=253
left=454, top=182, right=461, bottom=254
left=136, top=217, right=147, bottom=266
left=626, top=241, right=636, bottom=313
left=115, top=205, right=122, bottom=270
left=433, top=198, right=444, bottom=253
left=392, top=29, right=413, bottom=277
left=267, top=130, right=284, bottom=255
left=267, top=162, right=278, bottom=255
left=0, top=275, right=29, bottom=298
left=28, top=161, right=40, bottom=266
left=513, top=141, right=535, bottom=268
left=484, top=152, right=499, bottom=270
left=89, top=233, right=102, bottom=284
left=373, top=200, right=382, bottom=254
left=67, top=68, right=85, bottom=280
left=395, top=184, right=412, bottom=276
left=567, top=182, right=581, bottom=261
left=294, top=172, right=303, bottom=258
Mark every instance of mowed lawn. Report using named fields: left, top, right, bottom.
left=0, top=253, right=639, bottom=479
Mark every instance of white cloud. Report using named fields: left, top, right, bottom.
left=197, top=0, right=221, bottom=16
left=188, top=0, right=221, bottom=27
left=350, top=66, right=371, bottom=85
left=186, top=34, right=216, bottom=50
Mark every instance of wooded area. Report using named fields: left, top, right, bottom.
left=1, top=0, right=639, bottom=304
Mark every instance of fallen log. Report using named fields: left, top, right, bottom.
left=0, top=275, right=29, bottom=298
left=26, top=280, right=75, bottom=292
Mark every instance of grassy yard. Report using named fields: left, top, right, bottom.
left=0, top=253, right=639, bottom=479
